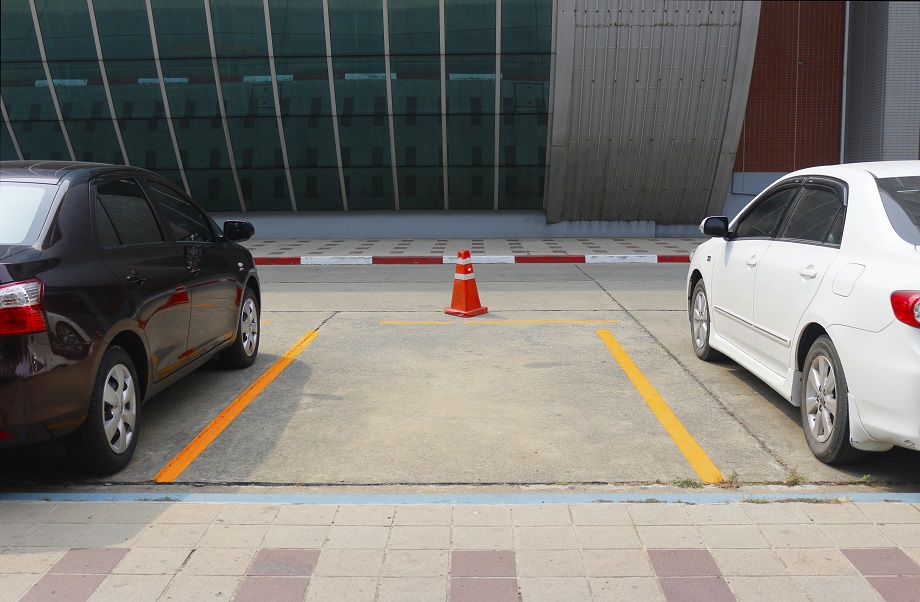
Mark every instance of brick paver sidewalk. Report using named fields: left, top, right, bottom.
left=2, top=500, right=919, bottom=601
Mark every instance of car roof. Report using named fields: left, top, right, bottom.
left=788, top=160, right=920, bottom=180
left=0, top=161, right=135, bottom=184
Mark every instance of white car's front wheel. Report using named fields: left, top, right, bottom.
left=690, top=280, right=722, bottom=361
left=800, top=336, right=866, bottom=465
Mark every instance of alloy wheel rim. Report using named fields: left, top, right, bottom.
left=692, top=290, right=709, bottom=349
left=805, top=355, right=838, bottom=443
left=240, top=298, right=259, bottom=357
left=102, top=363, right=136, bottom=454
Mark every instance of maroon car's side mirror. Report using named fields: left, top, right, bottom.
left=223, top=220, right=255, bottom=242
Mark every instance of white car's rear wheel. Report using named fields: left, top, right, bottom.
left=800, top=336, right=866, bottom=465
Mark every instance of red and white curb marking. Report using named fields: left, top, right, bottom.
left=255, top=254, right=691, bottom=266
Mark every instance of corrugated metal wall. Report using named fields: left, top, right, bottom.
left=546, top=0, right=759, bottom=224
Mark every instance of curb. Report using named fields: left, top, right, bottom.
left=255, top=254, right=691, bottom=266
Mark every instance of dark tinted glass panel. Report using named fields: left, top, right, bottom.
left=284, top=117, right=338, bottom=167
left=238, top=168, right=291, bottom=211
left=9, top=121, right=70, bottom=161
left=151, top=1, right=211, bottom=59
left=391, top=56, right=441, bottom=115
left=398, top=167, right=443, bottom=210
left=185, top=169, right=239, bottom=212
left=160, top=59, right=221, bottom=117
left=502, top=0, right=552, bottom=54
left=69, top=121, right=125, bottom=165
left=0, top=1, right=41, bottom=61
left=825, top=206, right=846, bottom=246
left=93, top=0, right=155, bottom=60
left=450, top=167, right=493, bottom=210
left=44, top=61, right=110, bottom=119
left=226, top=117, right=283, bottom=168
left=217, top=58, right=277, bottom=118
left=147, top=181, right=213, bottom=242
left=291, top=168, right=343, bottom=211
left=343, top=167, right=394, bottom=210
left=103, top=60, right=178, bottom=171
left=396, top=115, right=441, bottom=167
left=212, top=0, right=268, bottom=58
left=0, top=63, right=59, bottom=120
left=735, top=187, right=800, bottom=239
left=275, top=57, right=332, bottom=116
left=445, top=0, right=496, bottom=53
left=97, top=180, right=163, bottom=245
left=333, top=57, right=388, bottom=115
left=339, top=116, right=391, bottom=167
left=0, top=124, right=19, bottom=160
left=448, top=115, right=494, bottom=167
left=388, top=0, right=439, bottom=54
left=498, top=166, right=543, bottom=209
left=781, top=188, right=842, bottom=243
left=329, top=0, right=384, bottom=56
left=94, top=198, right=120, bottom=248
left=36, top=0, right=96, bottom=61
left=270, top=1, right=326, bottom=57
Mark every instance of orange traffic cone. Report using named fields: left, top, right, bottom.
left=445, top=250, right=488, bottom=317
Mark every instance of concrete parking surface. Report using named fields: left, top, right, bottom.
left=2, top=246, right=918, bottom=602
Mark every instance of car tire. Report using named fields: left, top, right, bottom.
left=220, top=287, right=259, bottom=369
left=800, top=336, right=867, bottom=465
left=64, top=346, right=140, bottom=474
left=690, top=280, right=723, bottom=361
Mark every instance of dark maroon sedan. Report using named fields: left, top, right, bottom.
left=0, top=162, right=260, bottom=474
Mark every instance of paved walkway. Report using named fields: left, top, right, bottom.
left=2, top=498, right=918, bottom=601
left=243, top=238, right=704, bottom=265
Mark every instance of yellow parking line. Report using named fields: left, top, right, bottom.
left=597, top=329, right=723, bottom=484
left=381, top=320, right=620, bottom=325
left=153, top=331, right=319, bottom=483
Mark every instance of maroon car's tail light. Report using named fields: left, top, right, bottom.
left=0, top=280, right=47, bottom=336
left=891, top=290, right=920, bottom=329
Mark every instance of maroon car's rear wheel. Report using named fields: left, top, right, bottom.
left=64, top=345, right=140, bottom=474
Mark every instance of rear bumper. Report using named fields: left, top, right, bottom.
left=834, top=322, right=920, bottom=452
left=0, top=334, right=95, bottom=446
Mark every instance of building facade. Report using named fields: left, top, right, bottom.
left=1, top=1, right=917, bottom=237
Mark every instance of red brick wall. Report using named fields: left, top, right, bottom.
left=735, top=1, right=846, bottom=172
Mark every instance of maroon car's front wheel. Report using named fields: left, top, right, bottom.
left=64, top=345, right=140, bottom=474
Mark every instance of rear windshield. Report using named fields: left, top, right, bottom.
left=877, top=176, right=920, bottom=245
left=0, top=182, right=58, bottom=245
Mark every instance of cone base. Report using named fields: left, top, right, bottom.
left=444, top=306, right=488, bottom=318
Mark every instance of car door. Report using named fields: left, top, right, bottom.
left=94, top=178, right=192, bottom=381
left=144, top=179, right=239, bottom=360
left=710, top=184, right=802, bottom=358
left=752, top=181, right=847, bottom=376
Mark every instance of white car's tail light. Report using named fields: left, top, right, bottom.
left=891, top=290, right=920, bottom=329
left=0, top=279, right=47, bottom=336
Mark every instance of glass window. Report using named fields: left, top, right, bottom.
left=270, top=1, right=326, bottom=57
left=1, top=62, right=71, bottom=160
left=147, top=181, right=213, bottom=242
left=781, top=188, right=843, bottom=243
left=94, top=197, right=120, bottom=248
left=1, top=125, right=19, bottom=161
left=36, top=0, right=97, bottom=61
left=93, top=0, right=156, bottom=60
left=275, top=57, right=333, bottom=116
left=291, top=167, right=344, bottom=211
left=211, top=0, right=268, bottom=58
left=878, top=176, right=920, bottom=245
left=388, top=0, right=439, bottom=55
left=0, top=1, right=41, bottom=62
left=0, top=183, right=56, bottom=245
left=825, top=207, right=846, bottom=246
left=445, top=0, right=496, bottom=53
left=151, top=1, right=211, bottom=59
left=502, top=0, right=553, bottom=54
left=329, top=0, right=384, bottom=56
left=735, top=186, right=800, bottom=239
left=96, top=180, right=164, bottom=245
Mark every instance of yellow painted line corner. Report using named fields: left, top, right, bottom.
left=153, top=330, right=319, bottom=483
left=597, top=329, right=723, bottom=484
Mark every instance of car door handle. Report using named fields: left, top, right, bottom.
left=126, top=273, right=147, bottom=287
left=746, top=257, right=758, bottom=268
left=799, top=268, right=818, bottom=279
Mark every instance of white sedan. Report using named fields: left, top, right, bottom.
left=687, top=161, right=919, bottom=464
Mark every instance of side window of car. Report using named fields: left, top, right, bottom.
left=735, top=187, right=800, bottom=239
left=96, top=180, right=164, bottom=245
left=146, top=181, right=213, bottom=243
left=94, top=198, right=120, bottom=248
left=780, top=188, right=844, bottom=244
